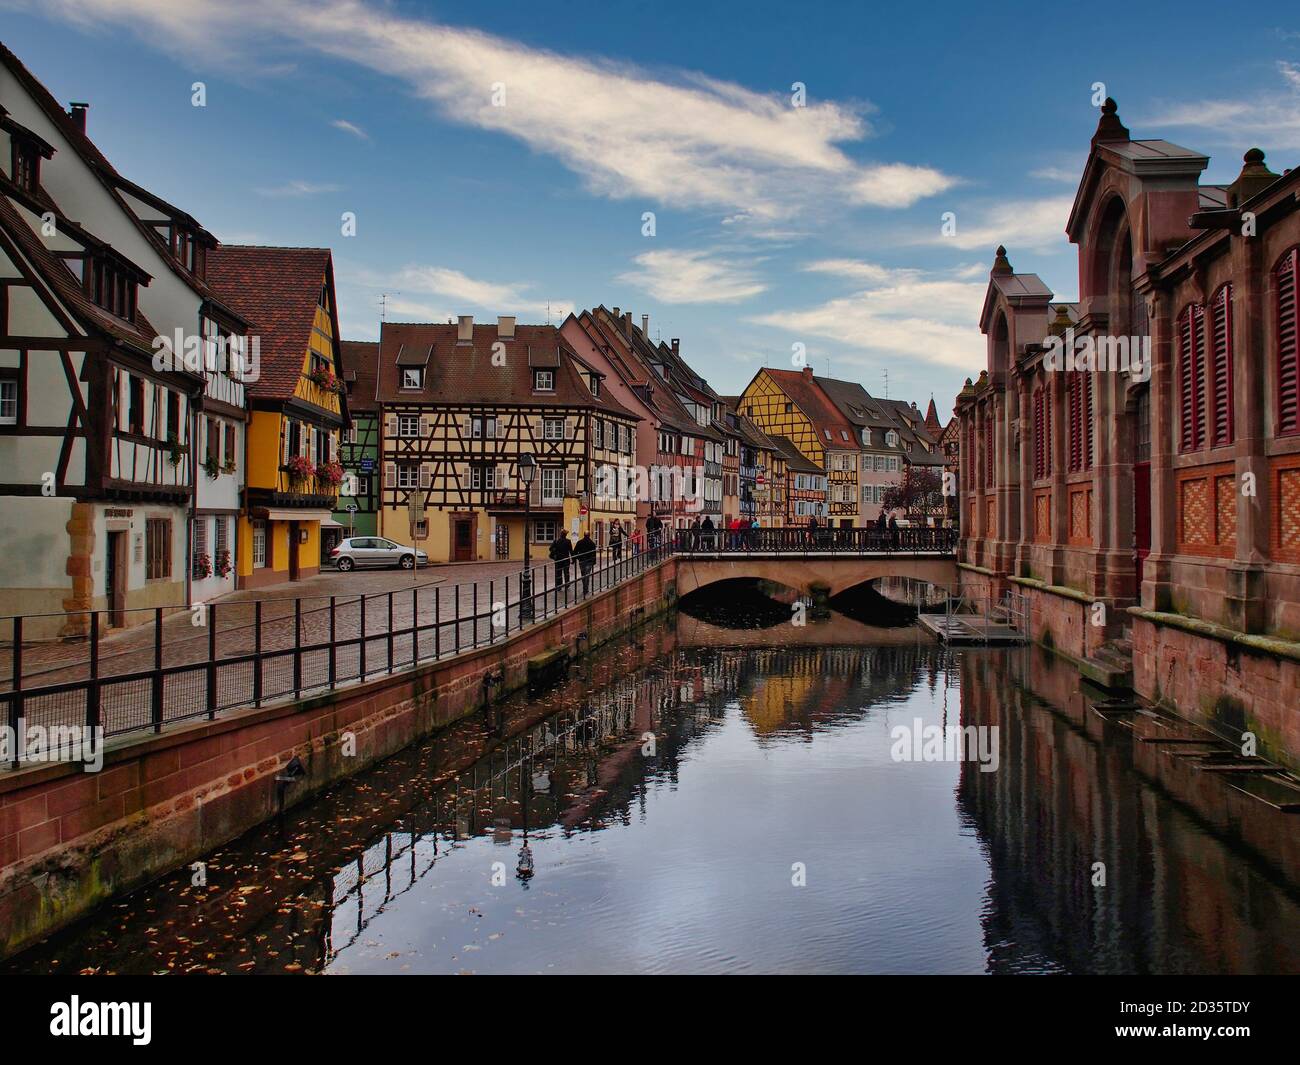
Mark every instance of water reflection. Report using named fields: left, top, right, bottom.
left=6, top=614, right=1297, bottom=975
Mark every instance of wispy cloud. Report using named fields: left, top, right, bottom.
left=802, top=259, right=920, bottom=285
left=348, top=263, right=572, bottom=324
left=619, top=249, right=767, bottom=304
left=32, top=0, right=958, bottom=222
left=1144, top=60, right=1300, bottom=150
left=254, top=179, right=341, bottom=197
left=911, top=195, right=1073, bottom=253
left=331, top=118, right=369, bottom=140
left=749, top=265, right=988, bottom=370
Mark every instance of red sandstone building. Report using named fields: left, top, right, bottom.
left=955, top=99, right=1300, bottom=770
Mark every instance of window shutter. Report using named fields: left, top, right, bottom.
left=420, top=415, right=431, bottom=437
left=1084, top=373, right=1094, bottom=469
left=463, top=417, right=473, bottom=438
left=419, top=464, right=432, bottom=489
left=1068, top=374, right=1081, bottom=472
left=565, top=418, right=575, bottom=440
left=384, top=462, right=396, bottom=489
left=1277, top=249, right=1299, bottom=434
left=984, top=419, right=994, bottom=486
left=529, top=481, right=541, bottom=507
left=1211, top=285, right=1234, bottom=447
left=385, top=413, right=398, bottom=437
left=565, top=467, right=577, bottom=496
left=1178, top=303, right=1205, bottom=451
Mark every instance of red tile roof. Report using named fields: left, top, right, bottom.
left=374, top=321, right=640, bottom=420
left=341, top=341, right=379, bottom=413
left=205, top=246, right=336, bottom=400
left=761, top=367, right=858, bottom=447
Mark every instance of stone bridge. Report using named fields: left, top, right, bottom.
left=672, top=552, right=960, bottom=599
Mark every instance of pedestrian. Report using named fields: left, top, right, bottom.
left=690, top=516, right=702, bottom=550
left=728, top=516, right=742, bottom=551
left=807, top=514, right=818, bottom=547
left=574, top=529, right=597, bottom=596
left=701, top=515, right=715, bottom=551
left=610, top=520, right=624, bottom=573
left=888, top=513, right=900, bottom=549
left=549, top=528, right=572, bottom=606
left=645, top=513, right=662, bottom=552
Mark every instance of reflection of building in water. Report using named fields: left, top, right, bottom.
left=958, top=649, right=1300, bottom=975
left=872, top=575, right=947, bottom=608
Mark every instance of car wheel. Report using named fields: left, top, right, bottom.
left=337, top=557, right=354, bottom=572
left=399, top=554, right=415, bottom=569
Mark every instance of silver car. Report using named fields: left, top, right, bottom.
left=330, top=537, right=429, bottom=571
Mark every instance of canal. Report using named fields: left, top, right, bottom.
left=7, top=582, right=1299, bottom=974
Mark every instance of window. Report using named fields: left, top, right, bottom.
left=594, top=419, right=603, bottom=448
left=206, top=417, right=220, bottom=464
left=192, top=517, right=207, bottom=577
left=1277, top=248, right=1299, bottom=435
left=533, top=519, right=558, bottom=543
left=166, top=391, right=180, bottom=441
left=224, top=424, right=236, bottom=468
left=471, top=416, right=496, bottom=438
left=1178, top=303, right=1206, bottom=451
left=252, top=520, right=267, bottom=568
left=399, top=415, right=420, bottom=438
left=401, top=368, right=423, bottom=389
left=215, top=516, right=228, bottom=558
left=88, top=257, right=137, bottom=320
left=541, top=466, right=565, bottom=501
left=1033, top=386, right=1051, bottom=480
left=12, top=137, right=43, bottom=193
left=0, top=377, right=17, bottom=425
left=146, top=518, right=171, bottom=580
left=470, top=465, right=497, bottom=490
left=534, top=370, right=554, bottom=391
left=1068, top=372, right=1094, bottom=471
left=1209, top=285, right=1234, bottom=447
left=543, top=417, right=564, bottom=440
left=397, top=464, right=419, bottom=489
left=128, top=376, right=145, bottom=435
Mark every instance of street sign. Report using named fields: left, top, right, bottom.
left=346, top=503, right=358, bottom=513
left=407, top=498, right=425, bottom=522
left=359, top=458, right=375, bottom=473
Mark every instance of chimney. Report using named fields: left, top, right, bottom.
left=457, top=315, right=474, bottom=343
left=802, top=366, right=814, bottom=378
left=497, top=315, right=516, bottom=339
left=68, top=101, right=89, bottom=134
left=612, top=306, right=621, bottom=319
left=623, top=311, right=633, bottom=333
left=641, top=314, right=649, bottom=336
left=671, top=339, right=680, bottom=356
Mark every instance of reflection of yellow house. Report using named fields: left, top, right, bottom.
left=207, top=246, right=347, bottom=588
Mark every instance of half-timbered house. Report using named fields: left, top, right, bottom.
left=206, top=246, right=347, bottom=588
left=374, top=316, right=639, bottom=562
left=0, top=44, right=252, bottom=636
left=336, top=340, right=379, bottom=538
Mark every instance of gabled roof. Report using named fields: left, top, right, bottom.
left=206, top=245, right=337, bottom=400
left=0, top=194, right=169, bottom=361
left=341, top=341, right=379, bottom=413
left=768, top=434, right=822, bottom=475
left=760, top=367, right=859, bottom=449
left=372, top=320, right=639, bottom=419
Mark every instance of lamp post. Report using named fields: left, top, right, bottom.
left=518, top=453, right=537, bottom=621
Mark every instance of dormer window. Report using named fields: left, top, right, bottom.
left=88, top=257, right=137, bottom=320
left=886, top=430, right=899, bottom=447
left=401, top=368, right=423, bottom=389
left=588, top=373, right=600, bottom=398
left=11, top=137, right=40, bottom=193
left=862, top=429, right=871, bottom=446
left=534, top=370, right=554, bottom=392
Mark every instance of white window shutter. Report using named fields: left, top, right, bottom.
left=384, top=462, right=396, bottom=488
left=565, top=418, right=574, bottom=440
left=420, top=415, right=431, bottom=436
left=529, top=482, right=541, bottom=507
left=386, top=413, right=398, bottom=436
left=565, top=467, right=577, bottom=496
left=420, top=464, right=432, bottom=489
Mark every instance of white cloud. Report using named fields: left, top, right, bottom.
left=33, top=0, right=957, bottom=221
left=1028, top=166, right=1078, bottom=184
left=802, top=259, right=919, bottom=284
left=912, top=196, right=1073, bottom=253
left=619, top=249, right=767, bottom=304
left=749, top=267, right=988, bottom=370
left=1143, top=61, right=1300, bottom=150
left=346, top=263, right=571, bottom=324
left=254, top=179, right=341, bottom=197
left=331, top=118, right=369, bottom=139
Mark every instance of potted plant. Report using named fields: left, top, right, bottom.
left=202, top=454, right=220, bottom=479
left=221, top=457, right=237, bottom=475
left=316, top=460, right=344, bottom=487
left=167, top=434, right=187, bottom=467
left=215, top=549, right=232, bottom=578
left=192, top=552, right=213, bottom=579
left=307, top=367, right=343, bottom=393
left=285, top=454, right=315, bottom=484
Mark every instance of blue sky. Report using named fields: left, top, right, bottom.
left=4, top=1, right=1299, bottom=411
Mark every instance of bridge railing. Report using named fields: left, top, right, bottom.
left=670, top=525, right=957, bottom=556
left=0, top=539, right=672, bottom=768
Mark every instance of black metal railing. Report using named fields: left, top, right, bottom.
left=0, top=540, right=672, bottom=767
left=670, top=525, right=958, bottom=555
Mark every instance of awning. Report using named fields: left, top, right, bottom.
left=320, top=517, right=344, bottom=528
left=260, top=508, right=335, bottom=523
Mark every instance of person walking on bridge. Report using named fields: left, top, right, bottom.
left=574, top=529, right=597, bottom=597
left=610, top=521, right=624, bottom=575
left=549, top=529, right=572, bottom=608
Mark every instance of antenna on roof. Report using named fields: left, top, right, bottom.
left=378, top=292, right=397, bottom=322
left=546, top=301, right=552, bottom=326
left=883, top=368, right=889, bottom=399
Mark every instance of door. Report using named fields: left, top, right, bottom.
left=453, top=517, right=474, bottom=562
left=288, top=522, right=300, bottom=581
left=105, top=531, right=126, bottom=627
left=1133, top=462, right=1151, bottom=589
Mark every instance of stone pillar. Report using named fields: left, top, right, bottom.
left=61, top=501, right=95, bottom=639
left=1144, top=290, right=1177, bottom=611
left=1232, top=228, right=1269, bottom=634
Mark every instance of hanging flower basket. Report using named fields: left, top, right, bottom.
left=192, top=552, right=213, bottom=579
left=316, top=460, right=344, bottom=487
left=285, top=454, right=316, bottom=482
left=201, top=454, right=220, bottom=479
left=307, top=368, right=344, bottom=393
left=215, top=549, right=232, bottom=578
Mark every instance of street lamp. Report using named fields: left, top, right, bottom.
left=518, top=453, right=537, bottom=621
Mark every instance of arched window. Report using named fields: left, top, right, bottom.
left=1033, top=385, right=1051, bottom=480
left=1277, top=248, right=1299, bottom=436
left=1209, top=284, right=1233, bottom=447
left=1177, top=302, right=1206, bottom=451
left=1067, top=372, right=1093, bottom=472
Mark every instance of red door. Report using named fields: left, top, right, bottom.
left=1133, top=462, right=1151, bottom=589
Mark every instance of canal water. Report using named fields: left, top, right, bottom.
left=7, top=585, right=1299, bottom=974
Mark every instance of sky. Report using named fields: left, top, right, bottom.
left=3, top=0, right=1299, bottom=413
